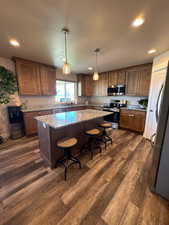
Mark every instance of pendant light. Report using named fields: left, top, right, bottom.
left=93, top=48, right=100, bottom=81
left=62, top=28, right=70, bottom=74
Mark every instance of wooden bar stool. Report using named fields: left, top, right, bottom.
left=84, top=128, right=102, bottom=159
left=57, top=137, right=81, bottom=180
left=99, top=122, right=113, bottom=149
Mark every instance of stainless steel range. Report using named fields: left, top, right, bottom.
left=103, top=100, right=127, bottom=129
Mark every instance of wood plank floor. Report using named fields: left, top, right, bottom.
left=1, top=130, right=169, bottom=225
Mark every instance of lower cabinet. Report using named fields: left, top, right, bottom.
left=24, top=110, right=52, bottom=136
left=120, top=109, right=146, bottom=133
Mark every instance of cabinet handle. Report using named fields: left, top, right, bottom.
left=128, top=114, right=134, bottom=117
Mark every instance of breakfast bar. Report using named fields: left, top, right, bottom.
left=36, top=109, right=113, bottom=168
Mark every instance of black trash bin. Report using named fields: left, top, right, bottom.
left=7, top=106, right=25, bottom=139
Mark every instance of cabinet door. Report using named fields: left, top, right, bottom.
left=120, top=110, right=146, bottom=133
left=24, top=110, right=52, bottom=135
left=77, top=74, right=86, bottom=96
left=40, top=65, right=56, bottom=96
left=92, top=80, right=99, bottom=96
left=85, top=75, right=93, bottom=96
left=24, top=111, right=39, bottom=135
left=125, top=71, right=139, bottom=96
left=15, top=59, right=41, bottom=96
left=126, top=64, right=152, bottom=96
left=97, top=73, right=108, bottom=96
left=117, top=71, right=126, bottom=85
left=137, top=69, right=151, bottom=96
left=108, top=71, right=118, bottom=87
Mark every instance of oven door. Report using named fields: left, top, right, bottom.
left=103, top=110, right=119, bottom=123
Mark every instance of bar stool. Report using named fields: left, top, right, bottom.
left=57, top=137, right=81, bottom=180
left=84, top=128, right=102, bottom=159
left=99, top=122, right=113, bottom=149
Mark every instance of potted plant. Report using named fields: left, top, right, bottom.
left=0, top=66, right=17, bottom=104
left=138, top=98, right=148, bottom=109
left=0, top=66, right=18, bottom=143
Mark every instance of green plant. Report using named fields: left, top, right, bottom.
left=138, top=98, right=148, bottom=108
left=0, top=66, right=18, bottom=104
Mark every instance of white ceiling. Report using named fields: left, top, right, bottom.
left=1, top=0, right=169, bottom=73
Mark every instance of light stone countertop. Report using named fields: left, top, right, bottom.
left=35, top=109, right=113, bottom=129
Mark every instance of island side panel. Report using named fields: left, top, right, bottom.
left=37, top=121, right=55, bottom=168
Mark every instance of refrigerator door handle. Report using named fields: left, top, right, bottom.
left=155, top=84, right=164, bottom=123
left=150, top=133, right=156, bottom=148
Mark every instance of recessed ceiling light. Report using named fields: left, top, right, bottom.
left=132, top=17, right=145, bottom=27
left=148, top=49, right=157, bottom=54
left=88, top=67, right=93, bottom=71
left=9, top=39, right=20, bottom=47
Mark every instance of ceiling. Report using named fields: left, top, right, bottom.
left=1, top=0, right=169, bottom=73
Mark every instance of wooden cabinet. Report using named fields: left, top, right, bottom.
left=98, top=73, right=108, bottom=96
left=108, top=71, right=118, bottom=86
left=15, top=58, right=56, bottom=96
left=92, top=73, right=108, bottom=96
left=24, top=110, right=52, bottom=136
left=120, top=109, right=146, bottom=133
left=125, top=64, right=152, bottom=96
left=15, top=59, right=41, bottom=95
left=85, top=75, right=93, bottom=96
left=108, top=71, right=126, bottom=87
left=77, top=64, right=151, bottom=97
left=40, top=65, right=56, bottom=95
left=77, top=74, right=93, bottom=97
left=125, top=71, right=138, bottom=96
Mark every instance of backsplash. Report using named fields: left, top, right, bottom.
left=86, top=96, right=147, bottom=106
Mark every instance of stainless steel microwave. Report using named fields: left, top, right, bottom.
left=107, top=85, right=125, bottom=96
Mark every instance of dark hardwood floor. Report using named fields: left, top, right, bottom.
left=1, top=130, right=169, bottom=225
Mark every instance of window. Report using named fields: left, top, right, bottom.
left=55, top=80, right=76, bottom=103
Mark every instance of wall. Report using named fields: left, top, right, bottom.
left=0, top=57, right=21, bottom=139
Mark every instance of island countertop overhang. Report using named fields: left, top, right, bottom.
left=35, top=109, right=113, bottom=129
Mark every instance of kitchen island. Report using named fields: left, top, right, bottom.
left=36, top=109, right=113, bottom=168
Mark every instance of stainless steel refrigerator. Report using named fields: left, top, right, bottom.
left=152, top=62, right=169, bottom=200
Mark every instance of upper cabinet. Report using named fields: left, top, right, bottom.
left=14, top=58, right=56, bottom=96
left=39, top=65, right=56, bottom=96
left=15, top=59, right=41, bottom=95
left=125, top=64, right=152, bottom=96
left=77, top=74, right=93, bottom=97
left=77, top=63, right=152, bottom=97
left=108, top=70, right=126, bottom=86
left=97, top=72, right=108, bottom=96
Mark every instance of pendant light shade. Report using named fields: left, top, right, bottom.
left=93, top=48, right=100, bottom=81
left=62, top=28, right=70, bottom=75
left=93, top=72, right=99, bottom=80
left=63, top=62, right=70, bottom=74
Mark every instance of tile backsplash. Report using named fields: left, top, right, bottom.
left=81, top=96, right=147, bottom=106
